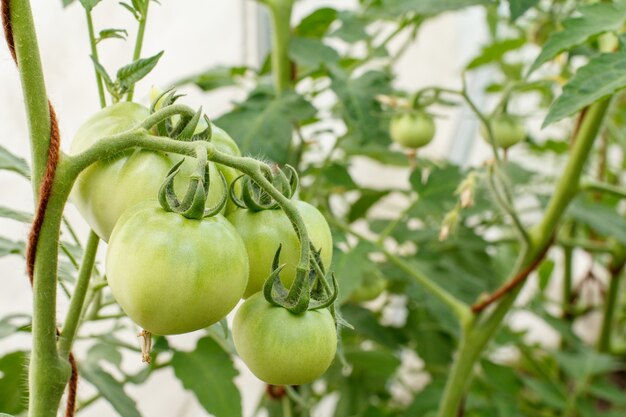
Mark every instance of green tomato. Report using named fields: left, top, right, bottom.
left=480, top=114, right=526, bottom=149
left=227, top=201, right=333, bottom=298
left=233, top=293, right=337, bottom=385
left=106, top=203, right=249, bottom=335
left=70, top=102, right=227, bottom=241
left=389, top=112, right=436, bottom=149
left=350, top=269, right=386, bottom=303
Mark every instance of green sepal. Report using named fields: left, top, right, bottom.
left=177, top=107, right=203, bottom=141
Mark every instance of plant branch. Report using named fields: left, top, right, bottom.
left=580, top=180, right=626, bottom=199
left=127, top=0, right=150, bottom=101
left=597, top=250, right=626, bottom=353
left=85, top=10, right=106, bottom=108
left=261, top=0, right=294, bottom=94
left=58, top=231, right=99, bottom=357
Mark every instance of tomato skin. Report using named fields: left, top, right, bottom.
left=227, top=201, right=333, bottom=298
left=480, top=115, right=526, bottom=149
left=389, top=112, right=436, bottom=149
left=350, top=270, right=386, bottom=303
left=106, top=203, right=249, bottom=335
left=233, top=293, right=337, bottom=385
left=70, top=103, right=229, bottom=241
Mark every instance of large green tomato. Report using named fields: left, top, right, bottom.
left=480, top=114, right=526, bottom=149
left=227, top=201, right=333, bottom=298
left=233, top=293, right=337, bottom=385
left=389, top=112, right=436, bottom=149
left=70, top=102, right=227, bottom=241
left=106, top=203, right=249, bottom=335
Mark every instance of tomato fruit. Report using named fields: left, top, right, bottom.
left=70, top=102, right=229, bottom=241
left=389, top=112, right=436, bottom=149
left=227, top=201, right=333, bottom=298
left=232, top=293, right=337, bottom=385
left=480, top=114, right=526, bottom=149
left=350, top=269, right=386, bottom=303
left=106, top=203, right=249, bottom=335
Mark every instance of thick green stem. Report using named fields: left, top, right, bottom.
left=29, top=158, right=75, bottom=417
left=58, top=231, right=100, bottom=358
left=10, top=0, right=50, bottom=195
left=263, top=0, right=294, bottom=94
left=126, top=1, right=149, bottom=101
left=85, top=10, right=106, bottom=108
left=597, top=252, right=626, bottom=353
left=436, top=98, right=611, bottom=417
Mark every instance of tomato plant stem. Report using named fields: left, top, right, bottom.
left=436, top=98, right=611, bottom=417
left=9, top=0, right=50, bottom=194
left=127, top=0, right=149, bottom=101
left=597, top=251, right=626, bottom=353
left=85, top=10, right=106, bottom=108
left=58, top=231, right=99, bottom=358
left=262, top=0, right=294, bottom=94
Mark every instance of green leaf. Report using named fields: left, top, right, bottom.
left=87, top=343, right=122, bottom=368
left=79, top=0, right=102, bottom=11
left=0, top=145, right=29, bottom=178
left=466, top=38, right=525, bottom=69
left=215, top=88, right=316, bottom=163
left=0, top=315, right=31, bottom=339
left=0, top=352, right=28, bottom=415
left=0, top=206, right=31, bottom=223
left=554, top=350, right=619, bottom=380
left=348, top=190, right=389, bottom=222
left=332, top=242, right=377, bottom=303
left=290, top=37, right=340, bottom=68
left=537, top=259, right=555, bottom=291
left=177, top=65, right=247, bottom=92
left=0, top=237, right=24, bottom=258
left=90, top=56, right=117, bottom=98
left=330, top=12, right=369, bottom=43
left=567, top=199, right=626, bottom=246
left=544, top=47, right=626, bottom=126
left=97, top=28, right=128, bottom=43
left=117, top=51, right=164, bottom=91
left=508, top=0, right=539, bottom=21
left=381, top=0, right=493, bottom=15
left=81, top=364, right=142, bottom=417
left=529, top=1, right=626, bottom=74
left=409, top=164, right=462, bottom=214
left=295, top=7, right=338, bottom=38
left=172, top=337, right=242, bottom=417
left=331, top=69, right=391, bottom=147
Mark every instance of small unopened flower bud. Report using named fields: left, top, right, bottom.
left=456, top=171, right=478, bottom=209
left=439, top=209, right=459, bottom=241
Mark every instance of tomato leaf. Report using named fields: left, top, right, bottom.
left=466, top=38, right=525, bottom=69
left=529, top=0, right=626, bottom=74
left=79, top=0, right=102, bottom=11
left=295, top=7, right=338, bottom=38
left=380, top=0, right=493, bottom=16
left=117, top=51, right=164, bottom=92
left=508, top=0, right=539, bottom=21
left=567, top=199, right=626, bottom=246
left=0, top=237, right=24, bottom=258
left=0, top=352, right=28, bottom=415
left=215, top=87, right=316, bottom=163
left=97, top=28, right=128, bottom=44
left=172, top=337, right=242, bottom=417
left=176, top=65, right=248, bottom=92
left=289, top=37, right=340, bottom=69
left=544, top=46, right=626, bottom=126
left=0, top=145, right=29, bottom=178
left=81, top=364, right=142, bottom=417
left=0, top=206, right=32, bottom=223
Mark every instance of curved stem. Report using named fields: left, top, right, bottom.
left=126, top=0, right=150, bottom=101
left=436, top=98, right=611, bottom=417
left=9, top=0, right=50, bottom=195
left=58, top=231, right=99, bottom=358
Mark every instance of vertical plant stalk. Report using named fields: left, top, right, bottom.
left=6, top=0, right=50, bottom=193
left=127, top=0, right=150, bottom=101
left=263, top=0, right=294, bottom=95
left=597, top=251, right=626, bottom=353
left=436, top=97, right=611, bottom=417
left=85, top=10, right=106, bottom=108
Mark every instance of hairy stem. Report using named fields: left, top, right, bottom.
left=85, top=10, right=106, bottom=108
left=58, top=231, right=100, bottom=357
left=263, top=0, right=294, bottom=94
left=127, top=0, right=150, bottom=101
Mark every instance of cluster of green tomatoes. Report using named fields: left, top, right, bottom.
left=69, top=98, right=337, bottom=386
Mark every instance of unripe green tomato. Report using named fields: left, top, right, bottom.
left=350, top=269, right=386, bottom=303
left=389, top=112, right=436, bottom=149
left=480, top=114, right=526, bottom=149
left=106, top=203, right=249, bottom=335
left=227, top=201, right=333, bottom=298
left=233, top=293, right=337, bottom=385
left=70, top=103, right=227, bottom=241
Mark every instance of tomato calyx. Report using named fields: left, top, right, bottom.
left=230, top=164, right=299, bottom=212
left=262, top=244, right=338, bottom=314
left=150, top=89, right=213, bottom=142
left=158, top=145, right=228, bottom=219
